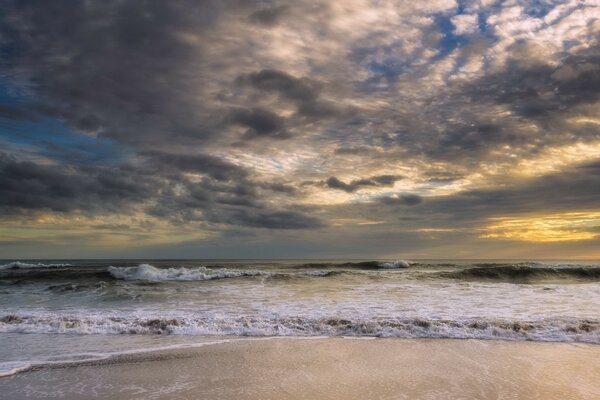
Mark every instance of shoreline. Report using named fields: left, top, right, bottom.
left=3, top=334, right=600, bottom=378
left=2, top=337, right=599, bottom=399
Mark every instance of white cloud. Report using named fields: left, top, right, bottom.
left=451, top=13, right=479, bottom=35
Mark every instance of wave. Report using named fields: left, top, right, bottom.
left=528, top=261, right=600, bottom=269
left=0, top=356, right=110, bottom=378
left=0, top=263, right=354, bottom=284
left=0, top=260, right=413, bottom=283
left=0, top=261, right=71, bottom=270
left=438, top=265, right=600, bottom=283
left=107, top=264, right=267, bottom=282
left=1, top=313, right=597, bottom=343
left=0, top=339, right=232, bottom=377
left=378, top=260, right=412, bottom=268
left=107, top=264, right=353, bottom=282
left=298, top=260, right=413, bottom=269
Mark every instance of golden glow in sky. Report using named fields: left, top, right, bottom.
left=481, top=212, right=600, bottom=243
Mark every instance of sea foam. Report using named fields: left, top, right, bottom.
left=0, top=261, right=71, bottom=270
left=378, top=260, right=412, bottom=268
left=107, top=264, right=266, bottom=282
left=1, top=313, right=598, bottom=343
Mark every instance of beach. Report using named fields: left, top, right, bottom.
left=2, top=260, right=599, bottom=398
left=2, top=338, right=600, bottom=399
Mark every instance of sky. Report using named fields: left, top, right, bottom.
left=1, top=0, right=600, bottom=259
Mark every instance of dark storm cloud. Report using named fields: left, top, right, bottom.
left=137, top=160, right=323, bottom=228
left=0, top=0, right=220, bottom=147
left=0, top=147, right=322, bottom=229
left=228, top=107, right=290, bottom=139
left=235, top=69, right=341, bottom=120
left=143, top=151, right=248, bottom=181
left=0, top=153, right=154, bottom=213
left=236, top=69, right=320, bottom=102
left=147, top=184, right=324, bottom=229
left=0, top=1, right=330, bottom=230
left=326, top=175, right=402, bottom=192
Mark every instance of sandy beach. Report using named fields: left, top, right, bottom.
left=2, top=338, right=599, bottom=399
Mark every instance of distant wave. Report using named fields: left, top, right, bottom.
left=299, top=260, right=413, bottom=269
left=1, top=313, right=597, bottom=343
left=527, top=261, right=600, bottom=269
left=0, top=261, right=71, bottom=270
left=439, top=265, right=600, bottom=283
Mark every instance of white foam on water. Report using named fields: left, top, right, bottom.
left=378, top=260, right=412, bottom=268
left=0, top=361, right=34, bottom=378
left=1, top=312, right=598, bottom=343
left=0, top=339, right=233, bottom=377
left=106, top=264, right=348, bottom=281
left=107, top=264, right=266, bottom=281
left=0, top=261, right=71, bottom=270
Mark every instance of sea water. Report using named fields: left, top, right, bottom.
left=1, top=259, right=599, bottom=376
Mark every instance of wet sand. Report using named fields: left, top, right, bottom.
left=1, top=338, right=599, bottom=399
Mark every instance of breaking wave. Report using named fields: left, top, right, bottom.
left=378, top=260, right=412, bottom=268
left=0, top=263, right=357, bottom=284
left=106, top=264, right=352, bottom=282
left=107, top=264, right=267, bottom=282
left=1, top=313, right=598, bottom=343
left=0, top=261, right=71, bottom=270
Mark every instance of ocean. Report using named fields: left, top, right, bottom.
left=1, top=259, right=599, bottom=377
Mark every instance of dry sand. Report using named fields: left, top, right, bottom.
left=1, top=338, right=599, bottom=399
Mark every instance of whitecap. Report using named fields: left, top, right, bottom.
left=0, top=261, right=71, bottom=270
left=378, top=260, right=412, bottom=268
left=107, top=264, right=266, bottom=282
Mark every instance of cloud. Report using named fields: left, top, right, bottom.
left=379, top=194, right=423, bottom=206
left=1, top=0, right=600, bottom=256
left=234, top=69, right=341, bottom=121
left=228, top=107, right=290, bottom=139
left=326, top=175, right=402, bottom=192
left=0, top=153, right=154, bottom=213
left=248, top=5, right=289, bottom=26
left=451, top=13, right=479, bottom=35
left=226, top=210, right=324, bottom=229
left=236, top=69, right=321, bottom=102
left=144, top=151, right=248, bottom=181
